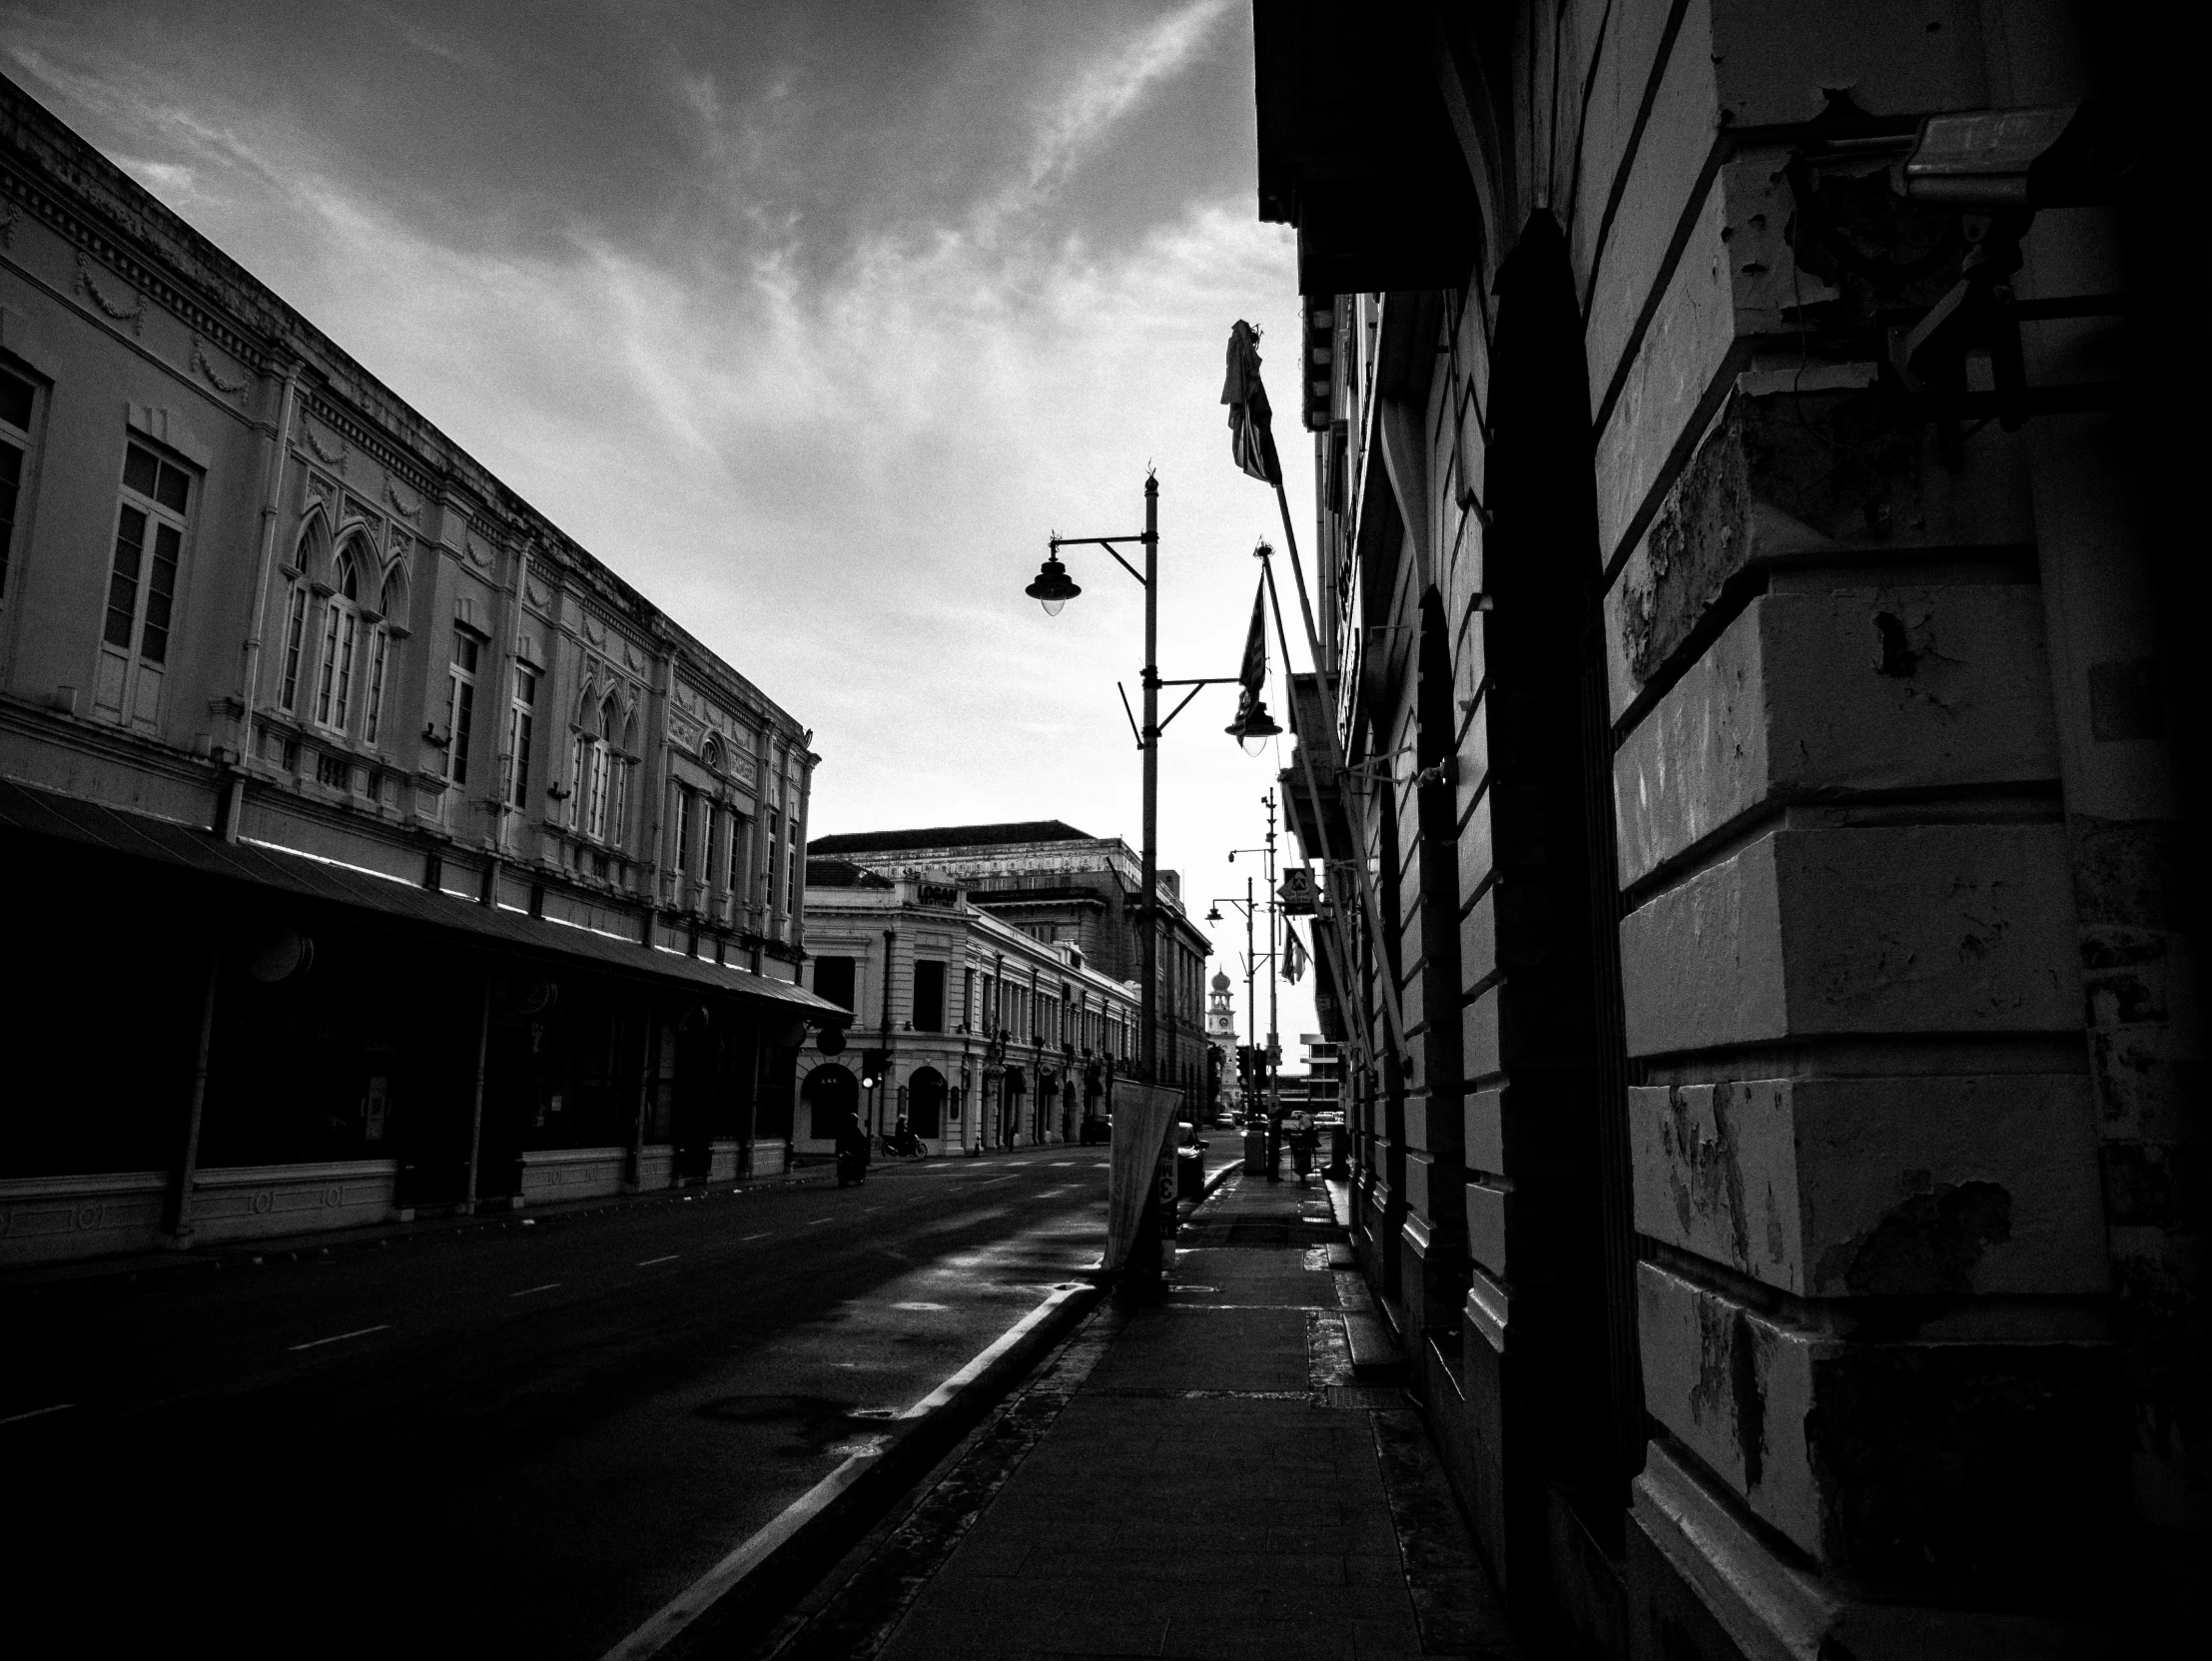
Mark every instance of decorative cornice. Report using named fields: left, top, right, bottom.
left=300, top=391, right=437, bottom=500
left=384, top=480, right=420, bottom=520
left=191, top=337, right=251, bottom=398
left=0, top=164, right=266, bottom=367
left=73, top=251, right=143, bottom=335
left=303, top=423, right=347, bottom=468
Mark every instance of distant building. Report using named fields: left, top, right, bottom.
left=0, top=77, right=839, bottom=1266
left=1298, top=1034, right=1340, bottom=1112
left=798, top=858, right=1140, bottom=1154
left=807, top=822, right=1214, bottom=1108
left=1204, top=969, right=1239, bottom=1101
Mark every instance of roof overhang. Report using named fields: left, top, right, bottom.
left=1254, top=0, right=1482, bottom=296
left=0, top=779, right=844, bottom=1022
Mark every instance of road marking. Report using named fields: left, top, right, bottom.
left=288, top=1324, right=390, bottom=1351
left=807, top=1217, right=834, bottom=1225
left=0, top=1402, right=74, bottom=1426
left=508, top=1283, right=560, bottom=1298
left=597, top=1279, right=1091, bottom=1661
left=741, top=1233, right=769, bottom=1243
left=636, top=1254, right=679, bottom=1267
left=891, top=1300, right=948, bottom=1311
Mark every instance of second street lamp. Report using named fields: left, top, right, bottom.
left=1022, top=473, right=1244, bottom=1087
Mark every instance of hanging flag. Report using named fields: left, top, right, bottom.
left=1222, top=320, right=1281, bottom=486
left=1232, top=576, right=1267, bottom=724
left=1283, top=924, right=1309, bottom=985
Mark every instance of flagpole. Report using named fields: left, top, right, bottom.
left=1259, top=550, right=1380, bottom=1082
left=1258, top=542, right=1406, bottom=1066
left=1224, top=319, right=1409, bottom=1067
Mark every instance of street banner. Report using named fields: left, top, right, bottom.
left=1221, top=320, right=1281, bottom=486
left=1283, top=925, right=1309, bottom=985
left=1104, top=1079, right=1184, bottom=1271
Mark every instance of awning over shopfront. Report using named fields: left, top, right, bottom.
left=0, top=778, right=843, bottom=1020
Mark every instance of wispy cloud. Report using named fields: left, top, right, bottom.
left=2, top=0, right=1316, bottom=1035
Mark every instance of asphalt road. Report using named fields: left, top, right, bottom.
left=2, top=1147, right=1119, bottom=1658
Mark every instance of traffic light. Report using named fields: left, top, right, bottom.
left=861, top=1050, right=888, bottom=1089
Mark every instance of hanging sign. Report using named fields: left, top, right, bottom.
left=1278, top=868, right=1316, bottom=916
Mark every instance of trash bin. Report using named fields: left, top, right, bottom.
left=1326, top=1123, right=1350, bottom=1179
left=1242, top=1124, right=1268, bottom=1174
left=1176, top=1144, right=1205, bottom=1201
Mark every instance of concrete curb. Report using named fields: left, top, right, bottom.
left=621, top=1276, right=1109, bottom=1661
left=628, top=1162, right=1237, bottom=1658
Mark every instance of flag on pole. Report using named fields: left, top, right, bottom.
left=1222, top=320, right=1281, bottom=486
left=1283, top=925, right=1309, bottom=985
left=1233, top=576, right=1267, bottom=726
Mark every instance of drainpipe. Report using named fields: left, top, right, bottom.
left=227, top=355, right=304, bottom=840
left=483, top=537, right=530, bottom=892
left=164, top=939, right=223, bottom=1244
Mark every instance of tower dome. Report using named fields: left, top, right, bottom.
left=1211, top=969, right=1230, bottom=992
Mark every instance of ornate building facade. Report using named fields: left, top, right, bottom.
left=1253, top=3, right=2203, bottom=1657
left=807, top=822, right=1216, bottom=1108
left=0, top=76, right=838, bottom=1265
left=799, top=858, right=1142, bottom=1154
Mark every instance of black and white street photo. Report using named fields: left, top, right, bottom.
left=0, top=5, right=2203, bottom=1658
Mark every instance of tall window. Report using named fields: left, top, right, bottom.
left=814, top=955, right=856, bottom=1016
left=674, top=786, right=695, bottom=876
left=612, top=711, right=635, bottom=847
left=726, top=809, right=750, bottom=897
left=97, top=441, right=193, bottom=725
left=0, top=368, right=35, bottom=602
left=279, top=583, right=309, bottom=712
left=707, top=805, right=728, bottom=891
left=504, top=663, right=536, bottom=810
left=578, top=692, right=622, bottom=842
left=913, top=961, right=946, bottom=1033
left=765, top=809, right=782, bottom=909
left=363, top=572, right=402, bottom=745
left=444, top=628, right=479, bottom=786
left=316, top=549, right=362, bottom=730
left=785, top=807, right=799, bottom=917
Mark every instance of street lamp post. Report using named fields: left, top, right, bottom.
left=1025, top=475, right=1259, bottom=1083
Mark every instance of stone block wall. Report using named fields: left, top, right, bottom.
left=1282, top=0, right=2185, bottom=1653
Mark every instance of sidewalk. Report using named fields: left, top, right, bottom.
left=755, top=1167, right=1523, bottom=1661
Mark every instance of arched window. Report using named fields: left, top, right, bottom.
left=316, top=546, right=363, bottom=730
left=602, top=694, right=627, bottom=844
left=567, top=684, right=594, bottom=835
left=279, top=513, right=330, bottom=713
left=582, top=692, right=618, bottom=840
left=363, top=568, right=404, bottom=746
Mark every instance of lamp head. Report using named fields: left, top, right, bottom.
left=1225, top=699, right=1283, bottom=756
left=1026, top=553, right=1081, bottom=616
left=1205, top=905, right=1222, bottom=924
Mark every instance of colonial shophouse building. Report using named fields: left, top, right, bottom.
left=807, top=822, right=1217, bottom=1111
left=799, top=857, right=1142, bottom=1155
left=1254, top=4, right=2201, bottom=1659
left=0, top=77, right=839, bottom=1266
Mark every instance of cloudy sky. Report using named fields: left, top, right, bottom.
left=5, top=0, right=1320, bottom=1054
